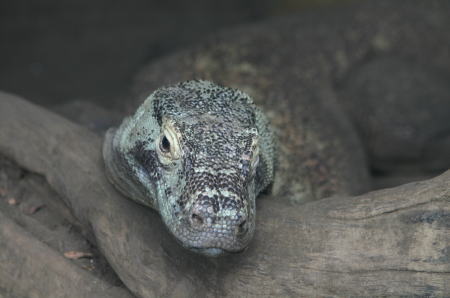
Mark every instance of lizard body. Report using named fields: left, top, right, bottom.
left=99, top=0, right=450, bottom=258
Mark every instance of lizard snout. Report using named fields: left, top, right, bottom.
left=188, top=202, right=250, bottom=238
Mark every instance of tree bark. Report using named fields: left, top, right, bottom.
left=0, top=92, right=449, bottom=297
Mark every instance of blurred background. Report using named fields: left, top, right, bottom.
left=0, top=0, right=354, bottom=108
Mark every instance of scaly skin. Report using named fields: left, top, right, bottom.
left=103, top=80, right=274, bottom=256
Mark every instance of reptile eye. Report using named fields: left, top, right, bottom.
left=160, top=135, right=171, bottom=153
left=158, top=119, right=181, bottom=161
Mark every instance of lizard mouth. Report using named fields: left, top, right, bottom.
left=189, top=246, right=246, bottom=257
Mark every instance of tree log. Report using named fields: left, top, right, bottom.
left=0, top=92, right=449, bottom=296
left=0, top=159, right=131, bottom=298
left=0, top=210, right=133, bottom=298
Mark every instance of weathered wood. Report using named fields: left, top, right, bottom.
left=1, top=93, right=449, bottom=296
left=0, top=210, right=133, bottom=298
left=0, top=159, right=129, bottom=298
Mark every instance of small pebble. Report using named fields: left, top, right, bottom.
left=7, top=197, right=18, bottom=205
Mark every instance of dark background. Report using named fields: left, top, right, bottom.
left=0, top=0, right=353, bottom=108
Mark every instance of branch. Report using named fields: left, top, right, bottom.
left=0, top=92, right=449, bottom=297
left=0, top=210, right=133, bottom=298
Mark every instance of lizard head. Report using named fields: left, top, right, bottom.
left=103, top=80, right=274, bottom=256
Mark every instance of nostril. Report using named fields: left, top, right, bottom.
left=237, top=219, right=248, bottom=235
left=191, top=213, right=204, bottom=227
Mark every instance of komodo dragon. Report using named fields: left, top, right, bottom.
left=102, top=79, right=369, bottom=256
left=103, top=80, right=275, bottom=256
left=63, top=0, right=450, bottom=258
